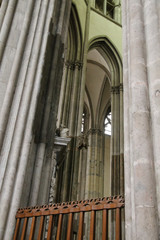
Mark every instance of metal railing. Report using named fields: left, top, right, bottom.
left=13, top=195, right=124, bottom=240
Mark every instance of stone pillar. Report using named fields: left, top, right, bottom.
left=29, top=143, right=46, bottom=205
left=111, top=85, right=123, bottom=196
left=84, top=129, right=103, bottom=240
left=0, top=0, right=52, bottom=238
left=0, top=0, right=72, bottom=239
left=0, top=0, right=10, bottom=30
left=122, top=0, right=159, bottom=239
left=77, top=0, right=91, bottom=135
left=103, top=0, right=107, bottom=15
left=0, top=0, right=18, bottom=61
left=142, top=0, right=160, bottom=233
left=119, top=83, right=124, bottom=195
left=61, top=62, right=74, bottom=126
left=85, top=129, right=104, bottom=199
left=69, top=61, right=83, bottom=136
left=57, top=64, right=68, bottom=128
left=61, top=140, right=73, bottom=202
left=0, top=0, right=35, bottom=150
left=77, top=146, right=88, bottom=200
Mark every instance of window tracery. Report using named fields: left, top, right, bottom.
left=104, top=108, right=111, bottom=135
left=95, top=0, right=115, bottom=19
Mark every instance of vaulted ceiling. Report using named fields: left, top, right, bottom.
left=85, top=48, right=111, bottom=129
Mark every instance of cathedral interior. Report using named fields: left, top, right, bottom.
left=0, top=0, right=160, bottom=239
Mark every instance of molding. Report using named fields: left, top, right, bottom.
left=119, top=83, right=123, bottom=91
left=111, top=84, right=123, bottom=94
left=65, top=60, right=83, bottom=70
left=54, top=136, right=71, bottom=147
left=54, top=136, right=72, bottom=153
left=87, top=128, right=103, bottom=136
left=74, top=61, right=83, bottom=70
left=16, top=195, right=125, bottom=215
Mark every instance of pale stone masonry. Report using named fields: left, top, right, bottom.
left=0, top=0, right=71, bottom=239
left=122, top=0, right=160, bottom=239
left=0, top=0, right=160, bottom=239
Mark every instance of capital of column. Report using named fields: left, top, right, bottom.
left=87, top=128, right=103, bottom=136
left=111, top=84, right=123, bottom=94
left=65, top=61, right=75, bottom=70
left=65, top=61, right=83, bottom=70
left=74, top=61, right=83, bottom=70
left=119, top=83, right=123, bottom=92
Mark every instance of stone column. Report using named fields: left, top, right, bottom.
left=77, top=0, right=91, bottom=135
left=85, top=129, right=104, bottom=199
left=57, top=64, right=68, bottom=128
left=0, top=0, right=53, bottom=238
left=84, top=129, right=103, bottom=240
left=0, top=0, right=9, bottom=30
left=77, top=146, right=88, bottom=200
left=61, top=62, right=74, bottom=127
left=0, top=0, right=18, bottom=60
left=142, top=0, right=160, bottom=233
left=61, top=141, right=73, bottom=201
left=29, top=143, right=46, bottom=205
left=111, top=85, right=122, bottom=196
left=0, top=0, right=72, bottom=239
left=119, top=83, right=124, bottom=195
left=69, top=61, right=83, bottom=136
left=122, top=0, right=158, bottom=239
left=103, top=0, right=107, bottom=15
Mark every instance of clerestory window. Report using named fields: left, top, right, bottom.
left=95, top=0, right=115, bottom=19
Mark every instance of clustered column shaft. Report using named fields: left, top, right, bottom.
left=0, top=0, right=72, bottom=239
left=122, top=0, right=159, bottom=239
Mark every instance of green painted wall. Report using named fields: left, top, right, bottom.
left=72, top=0, right=87, bottom=40
left=72, top=0, right=122, bottom=57
left=89, top=9, right=122, bottom=56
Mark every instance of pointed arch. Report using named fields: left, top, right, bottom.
left=67, top=4, right=83, bottom=62
left=87, top=36, right=124, bottom=196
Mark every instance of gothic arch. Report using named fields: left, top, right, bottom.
left=67, top=4, right=82, bottom=62
left=89, top=37, right=122, bottom=85
left=58, top=4, right=83, bottom=130
left=87, top=37, right=124, bottom=196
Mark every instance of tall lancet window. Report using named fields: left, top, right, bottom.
left=104, top=107, right=111, bottom=135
